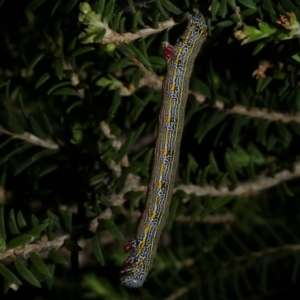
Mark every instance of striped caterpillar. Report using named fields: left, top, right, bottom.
left=120, top=10, right=207, bottom=288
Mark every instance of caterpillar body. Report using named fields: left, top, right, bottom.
left=120, top=11, right=207, bottom=288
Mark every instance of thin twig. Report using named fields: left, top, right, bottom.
left=130, top=56, right=300, bottom=124
left=117, top=163, right=300, bottom=202
left=130, top=56, right=163, bottom=91
left=0, top=235, right=70, bottom=261
left=176, top=212, right=236, bottom=224
left=101, top=19, right=177, bottom=44
left=0, top=127, right=59, bottom=150
left=174, top=163, right=300, bottom=197
left=193, top=93, right=300, bottom=124
left=165, top=280, right=198, bottom=300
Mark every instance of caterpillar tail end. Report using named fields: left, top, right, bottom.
left=120, top=272, right=147, bottom=288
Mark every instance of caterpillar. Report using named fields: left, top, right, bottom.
left=120, top=10, right=207, bottom=288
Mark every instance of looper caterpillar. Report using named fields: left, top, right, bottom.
left=120, top=10, right=207, bottom=288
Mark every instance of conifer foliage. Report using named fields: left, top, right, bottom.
left=1, top=0, right=300, bottom=299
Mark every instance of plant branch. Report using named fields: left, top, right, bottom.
left=102, top=19, right=177, bottom=44
left=0, top=235, right=70, bottom=261
left=117, top=163, right=300, bottom=203
left=199, top=96, right=300, bottom=124
left=0, top=127, right=59, bottom=150
left=174, top=163, right=300, bottom=197
left=130, top=57, right=300, bottom=124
